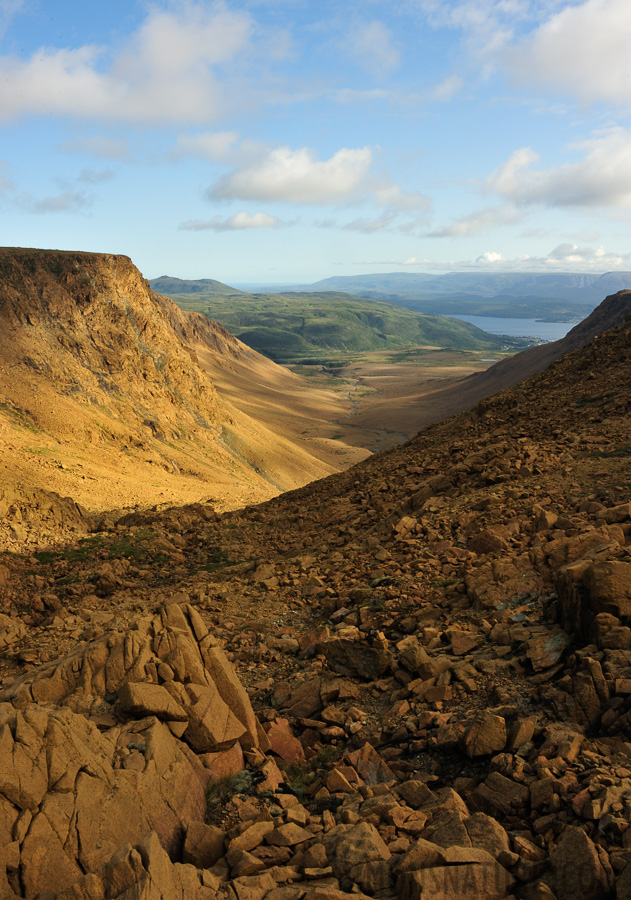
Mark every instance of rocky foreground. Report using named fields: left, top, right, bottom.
left=0, top=295, right=630, bottom=899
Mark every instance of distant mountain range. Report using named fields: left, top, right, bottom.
left=233, top=271, right=631, bottom=322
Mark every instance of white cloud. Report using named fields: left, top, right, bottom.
left=486, top=146, right=540, bottom=196
left=397, top=215, right=433, bottom=233
left=343, top=215, right=396, bottom=233
left=380, top=241, right=631, bottom=272
left=0, top=3, right=252, bottom=124
left=412, top=0, right=527, bottom=57
left=375, top=183, right=431, bottom=212
left=208, top=145, right=373, bottom=204
left=428, top=204, right=520, bottom=237
left=476, top=250, right=505, bottom=263
left=180, top=211, right=280, bottom=231
left=487, top=129, right=631, bottom=208
left=548, top=243, right=606, bottom=262
left=426, top=74, right=464, bottom=101
left=508, top=0, right=631, bottom=108
left=172, top=131, right=239, bottom=161
left=347, top=20, right=400, bottom=77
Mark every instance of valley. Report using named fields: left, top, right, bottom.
left=1, top=248, right=631, bottom=900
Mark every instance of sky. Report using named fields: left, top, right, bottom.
left=1, top=0, right=631, bottom=283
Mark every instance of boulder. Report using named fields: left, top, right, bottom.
left=398, top=860, right=514, bottom=900
left=462, top=712, right=507, bottom=758
left=557, top=559, right=631, bottom=642
left=551, top=826, right=608, bottom=900
left=323, top=639, right=392, bottom=680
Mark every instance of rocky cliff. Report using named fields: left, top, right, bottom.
left=0, top=249, right=365, bottom=549
left=0, top=295, right=630, bottom=897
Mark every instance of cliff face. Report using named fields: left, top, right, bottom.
left=0, top=248, right=222, bottom=436
left=0, top=248, right=361, bottom=547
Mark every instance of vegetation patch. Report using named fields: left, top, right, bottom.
left=194, top=546, right=240, bottom=573
left=205, top=771, right=256, bottom=825
left=107, top=529, right=156, bottom=560
left=153, top=284, right=533, bottom=365
left=584, top=445, right=631, bottom=459
left=575, top=392, right=615, bottom=407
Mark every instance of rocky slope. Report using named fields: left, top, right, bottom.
left=410, top=289, right=631, bottom=430
left=0, top=294, right=630, bottom=897
left=0, top=248, right=366, bottom=550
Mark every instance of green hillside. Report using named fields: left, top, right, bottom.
left=150, top=275, right=243, bottom=296
left=151, top=280, right=534, bottom=364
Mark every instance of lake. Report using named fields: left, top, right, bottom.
left=445, top=314, right=576, bottom=342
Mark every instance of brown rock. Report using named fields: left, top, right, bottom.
left=265, top=823, right=314, bottom=847
left=551, top=826, right=608, bottom=900
left=230, top=821, right=276, bottom=853
left=596, top=502, right=631, bottom=524
left=117, top=681, right=188, bottom=721
left=527, top=630, right=571, bottom=671
left=201, top=742, right=245, bottom=780
left=471, top=772, right=529, bottom=816
left=422, top=810, right=471, bottom=849
left=323, top=639, right=392, bottom=679
left=185, top=682, right=246, bottom=752
left=396, top=636, right=436, bottom=678
left=507, top=715, right=537, bottom=751
left=396, top=838, right=446, bottom=873
left=324, top=822, right=391, bottom=879
left=462, top=711, right=507, bottom=758
left=279, top=678, right=323, bottom=719
left=183, top=821, right=226, bottom=868
left=227, top=848, right=267, bottom=877
left=396, top=780, right=434, bottom=808
left=326, top=768, right=355, bottom=793
left=398, top=860, right=514, bottom=900
left=464, top=813, right=510, bottom=858
left=449, top=629, right=480, bottom=656
left=265, top=718, right=306, bottom=765
left=557, top=559, right=631, bottom=642
left=346, top=743, right=396, bottom=786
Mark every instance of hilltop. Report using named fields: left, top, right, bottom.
left=0, top=248, right=367, bottom=548
left=0, top=289, right=630, bottom=898
left=151, top=275, right=244, bottom=296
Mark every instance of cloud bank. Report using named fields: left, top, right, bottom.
left=0, top=3, right=251, bottom=124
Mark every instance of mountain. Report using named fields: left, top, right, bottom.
left=1, top=289, right=630, bottom=897
left=0, top=248, right=367, bottom=548
left=307, top=270, right=631, bottom=301
left=242, top=270, right=631, bottom=322
left=149, top=281, right=533, bottom=364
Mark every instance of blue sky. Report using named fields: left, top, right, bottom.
left=1, top=0, right=631, bottom=283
